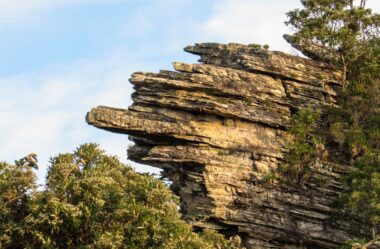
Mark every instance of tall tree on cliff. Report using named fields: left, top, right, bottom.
left=285, top=0, right=379, bottom=85
left=286, top=0, right=380, bottom=240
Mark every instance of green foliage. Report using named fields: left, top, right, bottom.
left=286, top=0, right=380, bottom=49
left=327, top=34, right=380, bottom=234
left=339, top=238, right=367, bottom=249
left=262, top=173, right=278, bottom=183
left=340, top=237, right=380, bottom=249
left=286, top=0, right=380, bottom=242
left=0, top=144, right=242, bottom=249
left=248, top=43, right=269, bottom=50
left=283, top=107, right=324, bottom=185
left=286, top=0, right=380, bottom=84
left=0, top=161, right=37, bottom=248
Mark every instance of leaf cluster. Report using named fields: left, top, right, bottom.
left=326, top=39, right=380, bottom=230
left=286, top=0, right=380, bottom=84
left=283, top=107, right=324, bottom=185
left=0, top=144, right=242, bottom=249
left=286, top=0, right=380, bottom=241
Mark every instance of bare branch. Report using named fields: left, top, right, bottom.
left=360, top=0, right=366, bottom=8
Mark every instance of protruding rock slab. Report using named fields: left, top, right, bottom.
left=87, top=43, right=366, bottom=248
left=184, top=43, right=342, bottom=86
left=87, top=105, right=288, bottom=155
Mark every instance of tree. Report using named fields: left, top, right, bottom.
left=286, top=0, right=380, bottom=242
left=285, top=0, right=380, bottom=85
left=0, top=159, right=37, bottom=247
left=0, top=144, right=242, bottom=249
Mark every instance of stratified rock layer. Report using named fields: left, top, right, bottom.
left=87, top=43, right=363, bottom=248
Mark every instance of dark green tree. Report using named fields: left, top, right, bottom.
left=286, top=0, right=380, bottom=242
left=286, top=0, right=380, bottom=84
left=0, top=144, right=242, bottom=249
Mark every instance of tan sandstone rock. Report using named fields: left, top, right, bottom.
left=87, top=43, right=366, bottom=248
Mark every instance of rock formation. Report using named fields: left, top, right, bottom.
left=86, top=43, right=365, bottom=248
left=283, top=35, right=340, bottom=65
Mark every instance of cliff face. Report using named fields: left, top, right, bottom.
left=86, top=43, right=361, bottom=248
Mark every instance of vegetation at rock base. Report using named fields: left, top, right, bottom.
left=286, top=0, right=380, bottom=244
left=0, top=143, right=242, bottom=249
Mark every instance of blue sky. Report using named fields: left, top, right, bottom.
left=1, top=0, right=379, bottom=184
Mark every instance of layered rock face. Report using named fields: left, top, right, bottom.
left=87, top=43, right=361, bottom=248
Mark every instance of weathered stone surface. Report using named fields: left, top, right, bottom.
left=86, top=43, right=366, bottom=248
left=283, top=34, right=341, bottom=65
left=184, top=43, right=342, bottom=86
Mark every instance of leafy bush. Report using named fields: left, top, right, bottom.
left=0, top=144, right=242, bottom=249
left=283, top=107, right=324, bottom=185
